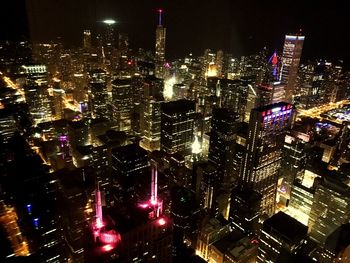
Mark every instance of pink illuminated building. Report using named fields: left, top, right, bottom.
left=91, top=185, right=121, bottom=252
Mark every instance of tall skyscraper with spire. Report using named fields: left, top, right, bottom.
left=155, top=9, right=166, bottom=78
left=280, top=33, right=305, bottom=102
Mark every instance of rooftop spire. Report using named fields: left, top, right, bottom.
left=157, top=9, right=163, bottom=26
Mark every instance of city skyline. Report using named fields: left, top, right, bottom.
left=1, top=1, right=350, bottom=262
left=1, top=0, right=349, bottom=66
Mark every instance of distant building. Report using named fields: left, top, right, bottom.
left=219, top=78, right=250, bottom=121
left=22, top=64, right=53, bottom=124
left=88, top=69, right=109, bottom=119
left=280, top=34, right=305, bottom=102
left=140, top=76, right=164, bottom=151
left=155, top=10, right=166, bottom=78
left=83, top=29, right=92, bottom=50
left=111, top=78, right=134, bottom=132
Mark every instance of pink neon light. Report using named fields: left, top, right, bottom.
left=95, top=186, right=103, bottom=229
left=158, top=218, right=166, bottom=226
left=151, top=166, right=158, bottom=205
left=139, top=203, right=149, bottom=208
left=99, top=230, right=121, bottom=244
left=95, top=219, right=104, bottom=229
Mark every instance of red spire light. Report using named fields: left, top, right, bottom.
left=272, top=52, right=278, bottom=66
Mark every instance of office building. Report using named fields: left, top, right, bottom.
left=219, top=78, right=250, bottom=121
left=288, top=178, right=315, bottom=226
left=208, top=108, right=240, bottom=187
left=140, top=76, right=164, bottom=151
left=111, top=144, right=149, bottom=197
left=257, top=211, right=308, bottom=263
left=241, top=102, right=294, bottom=216
left=193, top=162, right=219, bottom=213
left=67, top=120, right=89, bottom=148
left=171, top=186, right=201, bottom=257
left=278, top=130, right=309, bottom=206
left=88, top=69, right=109, bottom=119
left=111, top=78, right=134, bottom=132
left=22, top=64, right=53, bottom=124
left=308, top=175, right=350, bottom=245
left=229, top=186, right=262, bottom=234
left=160, top=99, right=196, bottom=155
left=280, top=34, right=305, bottom=102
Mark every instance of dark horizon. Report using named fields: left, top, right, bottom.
left=1, top=0, right=349, bottom=65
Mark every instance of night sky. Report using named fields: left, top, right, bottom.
left=1, top=0, right=349, bottom=65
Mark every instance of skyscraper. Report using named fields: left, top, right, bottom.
left=240, top=102, right=294, bottom=216
left=88, top=69, right=109, bottom=119
left=160, top=99, right=196, bottom=155
left=219, top=78, right=250, bottom=121
left=280, top=34, right=305, bottom=102
left=111, top=78, right=134, bottom=132
left=22, top=64, right=53, bottom=125
left=83, top=29, right=92, bottom=50
left=308, top=175, right=350, bottom=245
left=155, top=9, right=166, bottom=78
left=208, top=108, right=240, bottom=187
left=139, top=76, right=164, bottom=151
